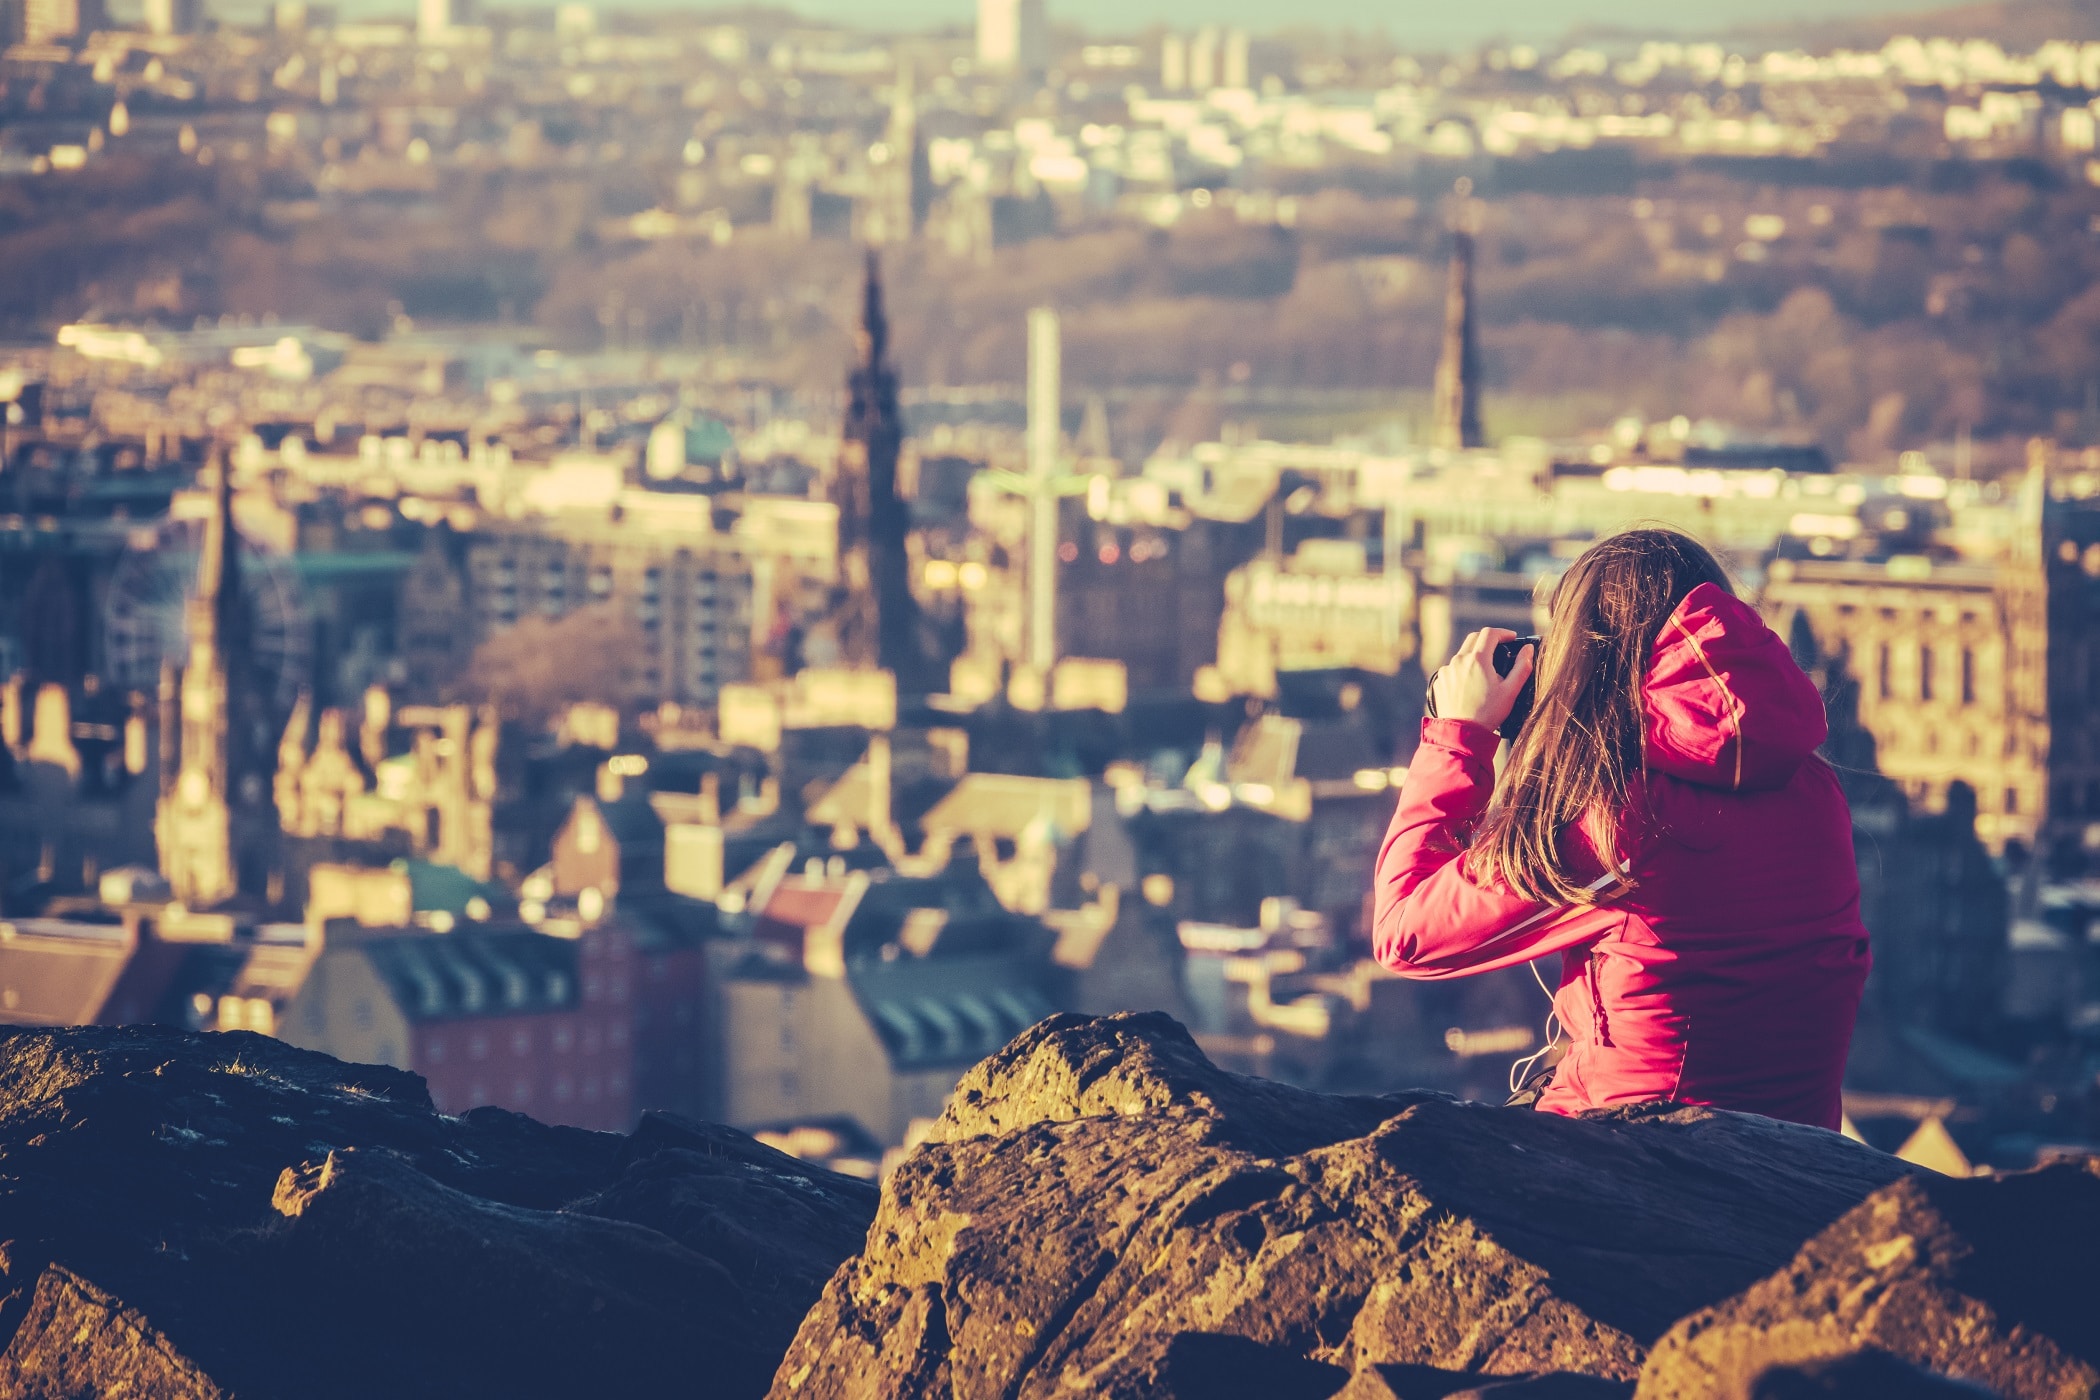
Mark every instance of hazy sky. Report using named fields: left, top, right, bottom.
left=773, top=0, right=1955, bottom=45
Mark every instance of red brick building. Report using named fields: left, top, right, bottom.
left=547, top=792, right=728, bottom=1122
left=281, top=924, right=636, bottom=1132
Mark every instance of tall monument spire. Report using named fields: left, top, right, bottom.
left=834, top=252, right=926, bottom=690
left=1430, top=195, right=1483, bottom=452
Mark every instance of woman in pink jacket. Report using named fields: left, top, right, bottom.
left=1373, top=528, right=1869, bottom=1129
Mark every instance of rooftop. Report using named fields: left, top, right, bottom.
left=361, top=929, right=577, bottom=1023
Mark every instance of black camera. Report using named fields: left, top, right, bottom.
left=1429, top=635, right=1541, bottom=741
left=1492, top=635, right=1542, bottom=741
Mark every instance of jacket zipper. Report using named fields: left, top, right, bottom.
left=1587, top=949, right=1613, bottom=1047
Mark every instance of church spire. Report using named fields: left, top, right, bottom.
left=1430, top=194, right=1483, bottom=452
left=156, top=445, right=244, bottom=906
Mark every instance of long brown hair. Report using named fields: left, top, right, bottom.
left=1466, top=528, right=1734, bottom=904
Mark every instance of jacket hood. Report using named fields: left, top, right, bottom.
left=1643, top=582, right=1827, bottom=792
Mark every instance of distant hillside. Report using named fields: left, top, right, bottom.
left=1733, top=0, right=2100, bottom=50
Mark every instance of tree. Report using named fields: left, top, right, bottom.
left=452, top=603, right=646, bottom=730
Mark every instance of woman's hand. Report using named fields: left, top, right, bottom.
left=1429, top=628, right=1536, bottom=733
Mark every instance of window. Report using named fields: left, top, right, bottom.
left=1919, top=645, right=1935, bottom=702
left=2006, top=787, right=2020, bottom=815
left=1877, top=643, right=1891, bottom=700
left=1961, top=648, right=1975, bottom=705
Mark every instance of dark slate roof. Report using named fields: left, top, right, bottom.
left=847, top=955, right=1056, bottom=1071
left=361, top=930, right=578, bottom=1024
left=611, top=892, right=725, bottom=953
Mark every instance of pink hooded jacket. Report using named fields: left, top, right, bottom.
left=1373, top=583, right=1870, bottom=1129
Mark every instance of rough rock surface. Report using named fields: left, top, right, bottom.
left=1637, top=1160, right=2100, bottom=1400
left=0, top=1024, right=877, bottom=1399
left=1733, top=1351, right=2002, bottom=1399
left=768, top=1012, right=1917, bottom=1399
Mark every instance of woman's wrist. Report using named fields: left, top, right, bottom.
left=1422, top=716, right=1503, bottom=752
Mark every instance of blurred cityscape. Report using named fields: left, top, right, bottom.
left=3, top=0, right=2100, bottom=1180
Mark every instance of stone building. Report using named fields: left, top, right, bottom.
left=0, top=675, right=155, bottom=904
left=275, top=688, right=501, bottom=881
left=454, top=517, right=756, bottom=710
left=394, top=529, right=473, bottom=700
left=1762, top=459, right=2100, bottom=853
left=718, top=859, right=1056, bottom=1146
left=1763, top=555, right=2034, bottom=843
left=1054, top=502, right=1264, bottom=697
left=1214, top=541, right=1414, bottom=699
left=0, top=891, right=319, bottom=1040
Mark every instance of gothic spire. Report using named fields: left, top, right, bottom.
left=158, top=445, right=245, bottom=907
left=835, top=253, right=925, bottom=690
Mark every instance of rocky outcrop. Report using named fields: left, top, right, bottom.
left=1637, top=1159, right=2100, bottom=1399
left=0, top=1025, right=876, bottom=1399
left=7, top=1014, right=2093, bottom=1400
left=770, top=1012, right=2097, bottom=1400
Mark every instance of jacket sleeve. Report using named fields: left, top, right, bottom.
left=1372, top=718, right=1614, bottom=980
